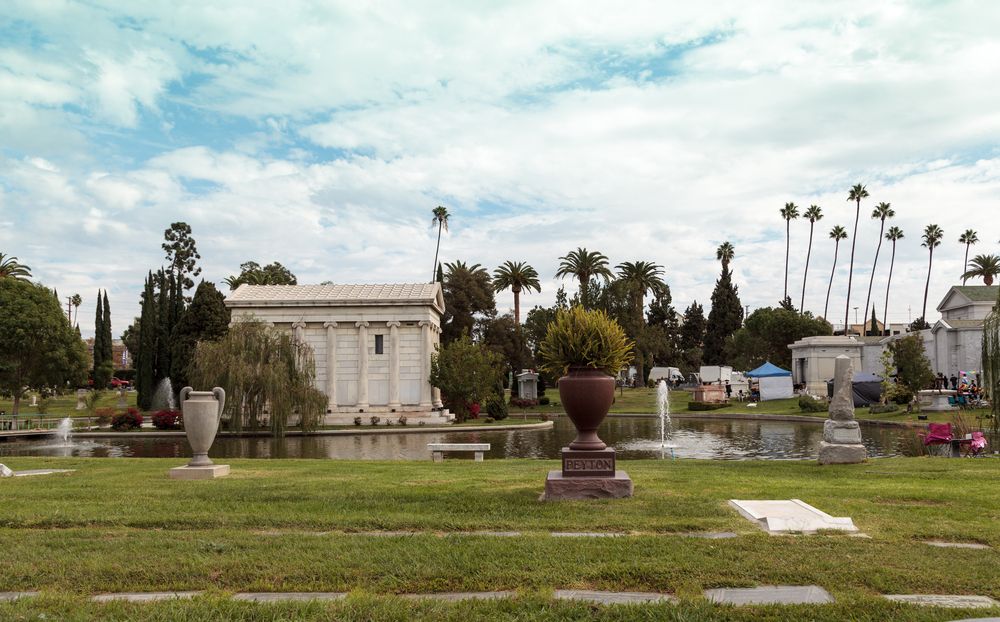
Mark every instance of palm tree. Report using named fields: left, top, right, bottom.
left=0, top=253, right=32, bottom=280
left=71, top=293, right=82, bottom=327
left=799, top=206, right=823, bottom=312
left=824, top=225, right=848, bottom=321
left=430, top=206, right=450, bottom=282
left=882, top=226, right=904, bottom=336
left=616, top=260, right=666, bottom=384
left=716, top=242, right=735, bottom=271
left=958, top=229, right=979, bottom=285
left=862, top=201, right=894, bottom=328
left=780, top=202, right=800, bottom=300
left=492, top=261, right=541, bottom=325
left=555, top=248, right=613, bottom=309
left=845, top=183, right=869, bottom=332
left=961, top=254, right=1000, bottom=286
left=920, top=224, right=944, bottom=323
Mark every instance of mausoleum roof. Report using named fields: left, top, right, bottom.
left=225, top=283, right=445, bottom=313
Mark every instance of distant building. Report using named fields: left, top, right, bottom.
left=790, top=285, right=998, bottom=391
left=85, top=338, right=132, bottom=369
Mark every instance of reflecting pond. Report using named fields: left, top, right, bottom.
left=0, top=416, right=925, bottom=461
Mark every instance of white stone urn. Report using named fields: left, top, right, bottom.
left=180, top=387, right=225, bottom=467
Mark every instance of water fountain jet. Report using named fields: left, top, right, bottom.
left=656, top=380, right=676, bottom=459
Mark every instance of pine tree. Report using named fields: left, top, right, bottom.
left=703, top=267, right=744, bottom=365
left=680, top=301, right=706, bottom=371
left=170, top=281, right=231, bottom=390
left=101, top=290, right=113, bottom=366
left=137, top=273, right=157, bottom=410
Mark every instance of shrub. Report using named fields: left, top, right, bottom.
left=35, top=396, right=52, bottom=414
left=369, top=416, right=381, bottom=426
left=151, top=409, right=183, bottom=429
left=892, top=389, right=915, bottom=406
left=538, top=307, right=634, bottom=377
left=354, top=417, right=362, bottom=426
left=798, top=395, right=828, bottom=413
left=869, top=403, right=899, bottom=414
left=468, top=402, right=481, bottom=419
left=486, top=394, right=508, bottom=421
left=398, top=416, right=407, bottom=426
left=111, top=408, right=143, bottom=431
left=538, top=396, right=550, bottom=406
left=688, top=401, right=729, bottom=411
left=510, top=397, right=538, bottom=408
left=483, top=416, right=495, bottom=423
left=94, top=407, right=114, bottom=427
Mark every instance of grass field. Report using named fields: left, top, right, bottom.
left=510, top=386, right=994, bottom=426
left=0, top=456, right=997, bottom=620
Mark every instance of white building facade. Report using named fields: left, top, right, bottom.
left=225, top=283, right=450, bottom=425
left=789, top=286, right=998, bottom=390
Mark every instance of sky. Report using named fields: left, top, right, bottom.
left=2, top=0, right=999, bottom=339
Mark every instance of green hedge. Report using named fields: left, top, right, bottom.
left=688, top=401, right=729, bottom=411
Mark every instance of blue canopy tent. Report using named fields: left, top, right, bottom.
left=746, top=361, right=794, bottom=401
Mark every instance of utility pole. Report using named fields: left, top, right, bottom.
left=65, top=296, right=73, bottom=323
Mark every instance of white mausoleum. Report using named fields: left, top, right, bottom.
left=225, top=283, right=451, bottom=425
left=789, top=285, right=999, bottom=393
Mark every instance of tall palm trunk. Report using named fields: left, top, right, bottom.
left=824, top=241, right=841, bottom=321
left=579, top=276, right=588, bottom=309
left=863, top=221, right=887, bottom=333
left=513, top=286, right=522, bottom=326
left=962, top=243, right=971, bottom=285
left=784, top=220, right=791, bottom=299
left=634, top=291, right=645, bottom=385
left=845, top=199, right=860, bottom=332
left=800, top=222, right=815, bottom=313
left=921, top=246, right=935, bottom=323
left=431, top=223, right=443, bottom=282
left=882, top=241, right=897, bottom=337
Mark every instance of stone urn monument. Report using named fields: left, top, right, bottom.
left=818, top=355, right=867, bottom=465
left=169, top=386, right=230, bottom=479
left=539, top=307, right=634, bottom=501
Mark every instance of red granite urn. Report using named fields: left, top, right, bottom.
left=559, top=367, right=616, bottom=450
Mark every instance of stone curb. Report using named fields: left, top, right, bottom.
left=71, top=420, right=554, bottom=439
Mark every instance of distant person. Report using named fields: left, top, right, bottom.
left=950, top=375, right=959, bottom=391
left=725, top=380, right=732, bottom=399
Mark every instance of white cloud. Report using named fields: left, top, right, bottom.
left=2, top=0, right=1000, bottom=338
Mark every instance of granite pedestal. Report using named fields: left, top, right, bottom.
left=543, top=447, right=632, bottom=500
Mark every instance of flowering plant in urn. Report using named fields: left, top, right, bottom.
left=539, top=307, right=633, bottom=450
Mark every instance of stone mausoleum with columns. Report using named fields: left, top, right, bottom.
left=225, top=283, right=453, bottom=425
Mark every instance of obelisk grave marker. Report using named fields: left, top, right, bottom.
left=817, top=355, right=867, bottom=465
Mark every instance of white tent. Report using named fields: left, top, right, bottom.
left=746, top=362, right=794, bottom=401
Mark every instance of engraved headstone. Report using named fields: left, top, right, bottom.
left=116, top=389, right=127, bottom=409
left=818, top=355, right=867, bottom=464
left=75, top=389, right=87, bottom=411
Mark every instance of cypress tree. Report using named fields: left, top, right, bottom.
left=703, top=267, right=744, bottom=365
left=680, top=301, right=706, bottom=371
left=102, top=290, right=113, bottom=366
left=137, top=273, right=157, bottom=410
left=155, top=270, right=171, bottom=381
left=93, top=290, right=104, bottom=375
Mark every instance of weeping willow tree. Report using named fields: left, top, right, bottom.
left=188, top=318, right=327, bottom=437
left=983, top=289, right=1000, bottom=440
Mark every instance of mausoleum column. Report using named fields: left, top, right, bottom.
left=431, top=324, right=443, bottom=409
left=324, top=321, right=338, bottom=411
left=356, top=321, right=370, bottom=410
left=387, top=321, right=401, bottom=411
left=419, top=321, right=433, bottom=409
left=291, top=320, right=307, bottom=370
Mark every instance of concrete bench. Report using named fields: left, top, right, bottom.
left=427, top=443, right=490, bottom=462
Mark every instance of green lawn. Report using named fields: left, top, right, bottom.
left=0, top=390, right=137, bottom=419
left=0, top=456, right=997, bottom=620
left=511, top=387, right=992, bottom=426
